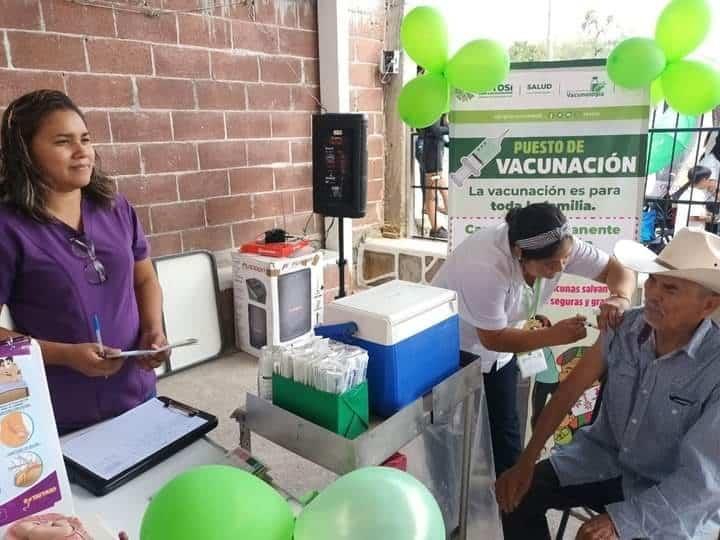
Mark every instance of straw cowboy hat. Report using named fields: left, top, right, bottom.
left=614, top=228, right=720, bottom=294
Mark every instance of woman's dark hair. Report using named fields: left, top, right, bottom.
left=505, top=202, right=571, bottom=260
left=0, top=89, right=115, bottom=221
left=671, top=165, right=713, bottom=201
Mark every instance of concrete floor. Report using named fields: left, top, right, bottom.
left=157, top=350, right=582, bottom=538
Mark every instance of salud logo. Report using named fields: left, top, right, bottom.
left=526, top=81, right=554, bottom=95
left=567, top=76, right=608, bottom=98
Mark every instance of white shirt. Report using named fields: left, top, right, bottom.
left=432, top=223, right=609, bottom=372
left=674, top=188, right=708, bottom=232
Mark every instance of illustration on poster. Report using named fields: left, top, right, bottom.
left=450, top=129, right=510, bottom=187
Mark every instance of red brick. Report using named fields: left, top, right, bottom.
left=353, top=88, right=383, bottom=112
left=8, top=31, right=85, bottom=71
left=279, top=28, right=317, bottom=58
left=172, top=111, right=225, bottom=141
left=197, top=140, right=247, bottom=169
left=42, top=0, right=115, bottom=36
left=350, top=13, right=384, bottom=40
left=116, top=10, right=178, bottom=44
left=232, top=21, right=278, bottom=54
left=290, top=140, right=311, bottom=163
left=368, top=135, right=383, bottom=158
left=247, top=140, right=289, bottom=166
left=160, top=0, right=202, bottom=10
left=141, top=142, right=198, bottom=173
left=253, top=191, right=293, bottom=219
left=225, top=112, right=270, bottom=139
left=182, top=226, right=233, bottom=251
left=0, top=69, right=65, bottom=106
left=350, top=63, right=379, bottom=88
left=110, top=112, right=172, bottom=143
left=210, top=51, right=258, bottom=82
left=373, top=113, right=385, bottom=135
left=229, top=167, right=273, bottom=194
left=284, top=212, right=321, bottom=236
left=297, top=1, right=317, bottom=30
left=95, top=144, right=141, bottom=176
left=137, top=78, right=195, bottom=109
left=67, top=75, right=133, bottom=108
left=178, top=14, right=231, bottom=49
left=0, top=0, right=41, bottom=29
left=232, top=218, right=276, bottom=246
left=84, top=111, right=111, bottom=144
left=367, top=179, right=384, bottom=202
left=271, top=112, right=310, bottom=138
left=279, top=1, right=298, bottom=27
left=216, top=1, right=275, bottom=23
left=293, top=188, right=313, bottom=212
left=247, top=84, right=291, bottom=110
left=148, top=233, right=182, bottom=256
left=368, top=157, right=384, bottom=180
left=291, top=85, right=320, bottom=111
left=151, top=201, right=206, bottom=233
left=259, top=56, right=301, bottom=84
left=196, top=80, right=246, bottom=110
left=134, top=205, right=151, bottom=234
left=353, top=37, right=382, bottom=63
left=87, top=39, right=152, bottom=75
left=275, top=165, right=311, bottom=190
left=154, top=45, right=210, bottom=78
left=118, top=174, right=178, bottom=205
left=303, top=59, right=318, bottom=84
left=357, top=201, right=383, bottom=226
left=206, top=195, right=252, bottom=225
left=178, top=170, right=229, bottom=200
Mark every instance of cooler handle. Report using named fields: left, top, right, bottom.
left=315, top=322, right=358, bottom=340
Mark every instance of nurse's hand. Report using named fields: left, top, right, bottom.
left=65, top=343, right=123, bottom=377
left=136, top=329, right=169, bottom=371
left=549, top=315, right=587, bottom=345
left=596, top=296, right=630, bottom=330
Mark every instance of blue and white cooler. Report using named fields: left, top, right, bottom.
left=318, top=280, right=459, bottom=417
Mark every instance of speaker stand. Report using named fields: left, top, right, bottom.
left=336, top=217, right=347, bottom=299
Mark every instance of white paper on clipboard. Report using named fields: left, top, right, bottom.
left=60, top=398, right=207, bottom=480
left=107, top=338, right=198, bottom=359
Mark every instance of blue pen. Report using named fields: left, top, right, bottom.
left=93, top=314, right=105, bottom=356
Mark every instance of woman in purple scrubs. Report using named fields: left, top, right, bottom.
left=0, top=90, right=168, bottom=433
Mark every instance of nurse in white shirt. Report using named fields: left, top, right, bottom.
left=673, top=166, right=717, bottom=232
left=432, top=202, right=635, bottom=475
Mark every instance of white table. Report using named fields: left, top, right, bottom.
left=70, top=438, right=228, bottom=539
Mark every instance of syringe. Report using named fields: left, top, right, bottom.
left=450, top=128, right=510, bottom=187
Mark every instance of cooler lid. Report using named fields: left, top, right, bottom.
left=330, top=280, right=456, bottom=325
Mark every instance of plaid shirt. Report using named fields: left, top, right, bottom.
left=551, top=308, right=720, bottom=539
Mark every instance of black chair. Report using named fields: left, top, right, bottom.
left=555, top=375, right=607, bottom=540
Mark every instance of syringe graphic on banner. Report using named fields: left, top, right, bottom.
left=450, top=128, right=510, bottom=187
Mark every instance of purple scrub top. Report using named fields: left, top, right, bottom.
left=0, top=194, right=156, bottom=432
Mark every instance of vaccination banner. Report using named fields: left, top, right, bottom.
left=448, top=61, right=649, bottom=446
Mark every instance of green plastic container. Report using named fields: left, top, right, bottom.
left=272, top=375, right=369, bottom=439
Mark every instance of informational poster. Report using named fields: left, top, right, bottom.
left=448, top=61, right=648, bottom=446
left=0, top=338, right=73, bottom=534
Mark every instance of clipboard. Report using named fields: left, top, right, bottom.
left=61, top=396, right=218, bottom=496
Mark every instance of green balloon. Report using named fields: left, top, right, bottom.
left=647, top=106, right=696, bottom=174
left=398, top=73, right=449, bottom=129
left=650, top=78, right=664, bottom=106
left=446, top=39, right=510, bottom=94
left=140, top=466, right=294, bottom=540
left=400, top=6, right=448, bottom=73
left=655, top=0, right=711, bottom=62
left=606, top=38, right=666, bottom=89
left=662, top=60, right=720, bottom=116
left=294, top=467, right=445, bottom=540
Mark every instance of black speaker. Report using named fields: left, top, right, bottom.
left=312, top=113, right=368, bottom=218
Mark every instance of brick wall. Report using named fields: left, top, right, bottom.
left=0, top=0, right=386, bottom=269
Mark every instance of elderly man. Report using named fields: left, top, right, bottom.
left=497, top=228, right=720, bottom=539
